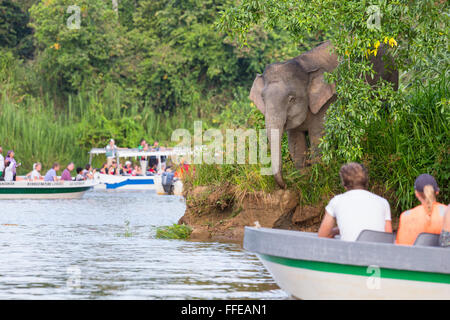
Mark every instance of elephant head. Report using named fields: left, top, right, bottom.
left=250, top=41, right=339, bottom=188
left=250, top=41, right=398, bottom=189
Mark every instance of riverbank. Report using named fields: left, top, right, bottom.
left=179, top=183, right=401, bottom=242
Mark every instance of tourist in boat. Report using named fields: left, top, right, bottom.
left=100, top=163, right=108, bottom=174
left=131, top=164, right=142, bottom=176
left=396, top=174, right=446, bottom=246
left=75, top=167, right=85, bottom=181
left=440, top=205, right=450, bottom=247
left=108, top=160, right=120, bottom=175
left=122, top=161, right=133, bottom=175
left=82, top=164, right=95, bottom=179
left=139, top=142, right=149, bottom=175
left=105, top=139, right=118, bottom=167
left=0, top=146, right=4, bottom=178
left=26, top=162, right=42, bottom=181
left=44, top=162, right=60, bottom=181
left=5, top=150, right=19, bottom=181
left=318, top=162, right=392, bottom=241
left=3, top=159, right=14, bottom=181
left=61, top=162, right=75, bottom=181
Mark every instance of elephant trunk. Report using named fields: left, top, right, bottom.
left=266, top=118, right=286, bottom=189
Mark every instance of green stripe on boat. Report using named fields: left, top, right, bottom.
left=260, top=254, right=450, bottom=284
left=0, top=187, right=91, bottom=194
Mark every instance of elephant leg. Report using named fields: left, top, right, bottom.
left=287, top=128, right=308, bottom=169
left=307, top=111, right=326, bottom=160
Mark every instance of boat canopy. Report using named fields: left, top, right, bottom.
left=88, top=147, right=192, bottom=169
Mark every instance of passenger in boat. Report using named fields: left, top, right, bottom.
left=108, top=160, right=120, bottom=175
left=75, top=167, right=85, bottom=181
left=396, top=174, right=446, bottom=246
left=5, top=150, right=19, bottom=181
left=82, top=164, right=95, bottom=179
left=44, top=162, right=60, bottom=181
left=122, top=161, right=133, bottom=175
left=3, top=160, right=14, bottom=181
left=440, top=205, right=450, bottom=247
left=100, top=163, right=108, bottom=174
left=318, top=162, right=392, bottom=241
left=148, top=163, right=157, bottom=175
left=61, top=162, right=74, bottom=181
left=132, top=164, right=142, bottom=176
left=105, top=139, right=118, bottom=167
left=26, top=162, right=42, bottom=180
left=139, top=142, right=149, bottom=175
left=0, top=146, right=4, bottom=177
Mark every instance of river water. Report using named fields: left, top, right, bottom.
left=0, top=190, right=287, bottom=299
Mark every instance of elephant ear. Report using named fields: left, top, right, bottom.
left=296, top=41, right=338, bottom=115
left=249, top=74, right=265, bottom=114
left=307, top=69, right=336, bottom=114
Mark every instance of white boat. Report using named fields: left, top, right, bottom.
left=244, top=227, right=450, bottom=300
left=0, top=180, right=96, bottom=199
left=89, top=147, right=189, bottom=195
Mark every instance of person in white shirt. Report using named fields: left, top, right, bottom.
left=4, top=159, right=14, bottom=181
left=26, top=162, right=42, bottom=181
left=318, top=162, right=392, bottom=241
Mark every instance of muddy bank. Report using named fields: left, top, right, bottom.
left=179, top=185, right=324, bottom=242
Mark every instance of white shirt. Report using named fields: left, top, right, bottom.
left=325, top=189, right=391, bottom=242
left=0, top=154, right=4, bottom=172
left=29, top=169, right=41, bottom=180
left=4, top=162, right=14, bottom=181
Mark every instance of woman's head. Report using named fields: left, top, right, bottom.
left=34, top=162, right=42, bottom=171
left=339, top=162, right=368, bottom=190
left=414, top=174, right=439, bottom=214
left=6, top=150, right=14, bottom=158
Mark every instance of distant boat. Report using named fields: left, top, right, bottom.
left=244, top=227, right=450, bottom=299
left=89, top=147, right=191, bottom=195
left=0, top=180, right=96, bottom=199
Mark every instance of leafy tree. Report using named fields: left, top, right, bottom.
left=0, top=0, right=34, bottom=58
left=126, top=0, right=298, bottom=113
left=29, top=0, right=128, bottom=94
left=218, top=0, right=449, bottom=162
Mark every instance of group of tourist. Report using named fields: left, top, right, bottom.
left=0, top=145, right=94, bottom=182
left=318, top=162, right=449, bottom=247
left=103, top=138, right=165, bottom=176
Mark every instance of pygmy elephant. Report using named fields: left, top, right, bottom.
left=250, top=41, right=398, bottom=188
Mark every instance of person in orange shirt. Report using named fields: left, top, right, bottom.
left=396, top=174, right=447, bottom=245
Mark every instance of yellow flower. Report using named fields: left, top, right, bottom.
left=51, top=43, right=61, bottom=50
left=383, top=37, right=389, bottom=44
left=388, top=38, right=397, bottom=47
left=163, top=74, right=168, bottom=80
left=374, top=40, right=380, bottom=49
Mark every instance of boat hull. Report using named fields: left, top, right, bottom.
left=0, top=181, right=95, bottom=200
left=259, top=254, right=450, bottom=300
left=95, top=174, right=183, bottom=195
left=244, top=227, right=450, bottom=300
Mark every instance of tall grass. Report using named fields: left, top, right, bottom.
left=0, top=85, right=227, bottom=174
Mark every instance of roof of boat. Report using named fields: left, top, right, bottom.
left=244, top=227, right=450, bottom=274
left=89, top=147, right=192, bottom=157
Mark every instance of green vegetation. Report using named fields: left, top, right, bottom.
left=0, top=0, right=448, bottom=218
left=156, top=223, right=192, bottom=240
left=0, top=0, right=297, bottom=173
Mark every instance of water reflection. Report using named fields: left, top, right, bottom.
left=0, top=190, right=287, bottom=299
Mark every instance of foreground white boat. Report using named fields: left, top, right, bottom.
left=244, top=227, right=450, bottom=300
left=0, top=180, right=96, bottom=199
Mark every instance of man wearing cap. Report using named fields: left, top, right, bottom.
left=396, top=174, right=447, bottom=245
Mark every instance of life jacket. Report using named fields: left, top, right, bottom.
left=396, top=202, right=447, bottom=245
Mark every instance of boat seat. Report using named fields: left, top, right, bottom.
left=356, top=230, right=395, bottom=243
left=413, top=233, right=440, bottom=247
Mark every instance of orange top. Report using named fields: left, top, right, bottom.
left=396, top=202, right=447, bottom=245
